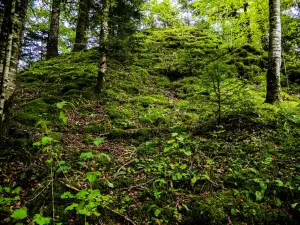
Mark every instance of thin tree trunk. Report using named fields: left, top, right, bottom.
left=95, top=0, right=109, bottom=93
left=0, top=0, right=15, bottom=138
left=46, top=0, right=61, bottom=59
left=265, top=0, right=281, bottom=104
left=73, top=0, right=91, bottom=52
left=0, top=0, right=28, bottom=139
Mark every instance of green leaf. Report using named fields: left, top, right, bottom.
left=33, top=141, right=41, bottom=147
left=32, top=214, right=52, bottom=225
left=275, top=179, right=284, bottom=187
left=291, top=203, right=298, bottom=208
left=184, top=151, right=192, bottom=156
left=41, top=136, right=53, bottom=145
left=11, top=207, right=27, bottom=220
left=61, top=191, right=74, bottom=199
left=56, top=101, right=67, bottom=109
left=4, top=186, right=11, bottom=193
left=201, top=173, right=210, bottom=180
left=76, top=189, right=89, bottom=199
left=11, top=187, right=21, bottom=194
left=65, top=203, right=78, bottom=211
left=231, top=208, right=237, bottom=216
left=176, top=173, right=183, bottom=180
left=255, top=191, right=264, bottom=201
left=191, top=176, right=198, bottom=184
left=80, top=152, right=93, bottom=160
left=182, top=203, right=190, bottom=211
left=86, top=172, right=101, bottom=184
left=248, top=168, right=258, bottom=174
left=179, top=164, right=187, bottom=170
left=107, top=181, right=114, bottom=188
left=163, top=146, right=172, bottom=153
left=59, top=111, right=67, bottom=124
left=154, top=209, right=161, bottom=217
left=93, top=137, right=105, bottom=147
left=97, top=153, right=111, bottom=162
left=275, top=198, right=281, bottom=207
left=176, top=136, right=184, bottom=142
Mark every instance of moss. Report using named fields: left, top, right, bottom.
left=131, top=95, right=169, bottom=107
left=84, top=124, right=105, bottom=134
left=13, top=98, right=55, bottom=125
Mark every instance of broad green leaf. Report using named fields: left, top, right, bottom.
left=76, top=189, right=89, bottom=199
left=80, top=152, right=93, bottom=160
left=86, top=171, right=101, bottom=184
left=59, top=111, right=67, bottom=124
left=275, top=179, right=284, bottom=187
left=231, top=208, right=237, bottom=216
left=32, top=214, right=52, bottom=225
left=41, top=136, right=53, bottom=145
left=154, top=209, right=161, bottom=217
left=56, top=101, right=67, bottom=109
left=65, top=203, right=79, bottom=211
left=255, top=191, right=264, bottom=201
left=61, top=191, right=74, bottom=199
left=176, top=173, right=183, bottom=180
left=179, top=164, right=187, bottom=170
left=184, top=151, right=192, bottom=156
left=93, top=137, right=105, bottom=146
left=191, top=176, right=197, bottom=184
left=11, top=207, right=27, bottom=220
left=248, top=168, right=258, bottom=174
left=11, top=187, right=21, bottom=194
left=275, top=198, right=281, bottom=206
left=107, top=181, right=114, bottom=188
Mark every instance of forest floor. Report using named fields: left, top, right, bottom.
left=1, top=27, right=300, bottom=224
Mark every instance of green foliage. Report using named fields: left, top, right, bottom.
left=9, top=23, right=300, bottom=225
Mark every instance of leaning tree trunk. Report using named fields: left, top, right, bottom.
left=46, top=0, right=61, bottom=59
left=265, top=0, right=281, bottom=104
left=0, top=0, right=28, bottom=139
left=95, top=0, right=109, bottom=93
left=73, top=0, right=91, bottom=52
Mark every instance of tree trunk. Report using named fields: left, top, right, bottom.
left=0, top=0, right=28, bottom=140
left=265, top=0, right=281, bottom=104
left=46, top=0, right=61, bottom=59
left=95, top=0, right=109, bottom=93
left=73, top=0, right=91, bottom=52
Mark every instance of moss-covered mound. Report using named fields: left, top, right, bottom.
left=1, top=27, right=300, bottom=225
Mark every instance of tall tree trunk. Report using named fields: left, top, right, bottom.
left=95, top=0, right=109, bottom=93
left=46, top=0, right=61, bottom=59
left=266, top=0, right=281, bottom=104
left=0, top=0, right=28, bottom=139
left=73, top=0, right=91, bottom=52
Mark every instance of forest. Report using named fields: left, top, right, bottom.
left=0, top=0, right=300, bottom=224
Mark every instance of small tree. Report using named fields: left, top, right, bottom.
left=203, top=60, right=244, bottom=125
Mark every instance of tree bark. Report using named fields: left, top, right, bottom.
left=265, top=0, right=281, bottom=104
left=95, top=0, right=109, bottom=93
left=73, top=0, right=91, bottom=52
left=46, top=0, right=61, bottom=59
left=0, top=0, right=28, bottom=139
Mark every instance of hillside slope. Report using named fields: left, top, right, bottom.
left=1, top=27, right=300, bottom=224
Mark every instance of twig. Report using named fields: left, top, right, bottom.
left=106, top=207, right=137, bottom=225
left=113, top=160, right=135, bottom=178
left=24, top=181, right=51, bottom=205
left=119, top=178, right=156, bottom=191
left=59, top=180, right=80, bottom=191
